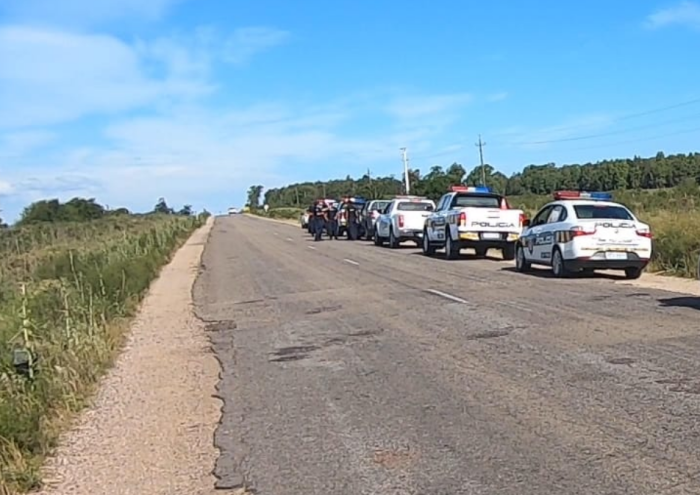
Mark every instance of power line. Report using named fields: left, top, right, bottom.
left=501, top=111, right=700, bottom=146
left=488, top=95, right=700, bottom=139
left=562, top=124, right=700, bottom=152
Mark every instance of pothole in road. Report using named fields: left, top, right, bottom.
left=269, top=345, right=320, bottom=362
left=606, top=357, right=636, bottom=365
left=465, top=329, right=514, bottom=340
left=656, top=377, right=700, bottom=394
left=305, top=304, right=343, bottom=315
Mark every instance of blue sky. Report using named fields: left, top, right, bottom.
left=1, top=0, right=700, bottom=220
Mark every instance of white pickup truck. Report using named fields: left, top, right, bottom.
left=374, top=196, right=436, bottom=248
left=421, top=186, right=526, bottom=260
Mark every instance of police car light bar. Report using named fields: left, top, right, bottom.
left=553, top=191, right=612, bottom=201
left=449, top=185, right=492, bottom=193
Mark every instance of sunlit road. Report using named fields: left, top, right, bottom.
left=194, top=214, right=700, bottom=495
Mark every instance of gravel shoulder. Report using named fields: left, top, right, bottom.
left=34, top=218, right=220, bottom=495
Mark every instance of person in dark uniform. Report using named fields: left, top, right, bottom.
left=312, top=200, right=325, bottom=241
left=345, top=198, right=359, bottom=240
left=326, top=202, right=339, bottom=239
left=306, top=205, right=315, bottom=234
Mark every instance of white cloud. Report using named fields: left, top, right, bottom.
left=0, top=130, right=56, bottom=158
left=645, top=1, right=700, bottom=30
left=0, top=0, right=184, bottom=27
left=487, top=92, right=509, bottom=102
left=223, top=27, right=291, bottom=65
left=0, top=26, right=212, bottom=129
left=385, top=93, right=474, bottom=120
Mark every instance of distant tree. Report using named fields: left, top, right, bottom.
left=178, top=204, right=193, bottom=216
left=108, top=207, right=131, bottom=216
left=153, top=197, right=173, bottom=214
left=246, top=185, right=264, bottom=209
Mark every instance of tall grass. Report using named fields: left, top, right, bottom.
left=0, top=214, right=205, bottom=494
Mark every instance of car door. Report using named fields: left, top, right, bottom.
left=428, top=194, right=450, bottom=242
left=523, top=205, right=553, bottom=263
left=376, top=202, right=393, bottom=237
left=536, top=205, right=566, bottom=264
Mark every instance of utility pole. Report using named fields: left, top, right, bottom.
left=294, top=187, right=300, bottom=206
left=475, top=135, right=486, bottom=186
left=400, top=147, right=410, bottom=194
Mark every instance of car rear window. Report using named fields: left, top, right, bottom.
left=397, top=201, right=434, bottom=211
left=452, top=194, right=502, bottom=208
left=573, top=204, right=633, bottom=220
left=371, top=201, right=390, bottom=211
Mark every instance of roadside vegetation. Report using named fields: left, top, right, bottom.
left=0, top=197, right=208, bottom=494
left=247, top=151, right=700, bottom=278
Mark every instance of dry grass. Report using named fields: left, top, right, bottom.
left=0, top=214, right=206, bottom=493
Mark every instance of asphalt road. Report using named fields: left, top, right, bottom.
left=194, top=215, right=700, bottom=495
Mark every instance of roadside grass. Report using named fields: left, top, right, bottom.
left=257, top=186, right=700, bottom=278
left=0, top=214, right=206, bottom=494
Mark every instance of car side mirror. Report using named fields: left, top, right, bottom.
left=522, top=219, right=531, bottom=227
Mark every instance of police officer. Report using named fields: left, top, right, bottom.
left=326, top=202, right=339, bottom=239
left=313, top=199, right=325, bottom=241
left=345, top=197, right=359, bottom=240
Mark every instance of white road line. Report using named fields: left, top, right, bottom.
left=286, top=237, right=293, bottom=242
left=308, top=246, right=316, bottom=250
left=343, top=258, right=359, bottom=266
left=274, top=232, right=279, bottom=236
left=425, top=289, right=468, bottom=304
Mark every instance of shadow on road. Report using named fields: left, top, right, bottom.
left=658, top=297, right=700, bottom=310
left=499, top=266, right=627, bottom=281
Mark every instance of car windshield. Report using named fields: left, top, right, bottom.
left=371, top=201, right=390, bottom=212
left=573, top=204, right=634, bottom=220
left=396, top=201, right=434, bottom=211
left=452, top=194, right=502, bottom=208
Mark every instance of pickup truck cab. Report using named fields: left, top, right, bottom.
left=374, top=196, right=436, bottom=248
left=422, top=186, right=525, bottom=260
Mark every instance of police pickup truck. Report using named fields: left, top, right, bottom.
left=374, top=196, right=436, bottom=248
left=515, top=191, right=653, bottom=279
left=421, top=186, right=525, bottom=260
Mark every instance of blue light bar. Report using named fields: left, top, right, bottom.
left=553, top=191, right=612, bottom=201
left=450, top=185, right=493, bottom=193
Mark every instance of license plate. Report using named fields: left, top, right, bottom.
left=481, top=233, right=500, bottom=240
left=605, top=251, right=627, bottom=260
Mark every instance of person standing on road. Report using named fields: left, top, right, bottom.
left=345, top=198, right=359, bottom=241
left=326, top=202, right=339, bottom=239
left=313, top=200, right=325, bottom=242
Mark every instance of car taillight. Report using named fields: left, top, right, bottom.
left=636, top=229, right=653, bottom=239
left=398, top=215, right=404, bottom=227
left=459, top=212, right=466, bottom=227
left=570, top=226, right=595, bottom=237
left=519, top=213, right=527, bottom=226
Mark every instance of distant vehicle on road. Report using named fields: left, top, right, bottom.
left=228, top=207, right=239, bottom=215
left=374, top=196, right=436, bottom=248
left=515, top=191, right=652, bottom=279
left=360, top=199, right=392, bottom=240
left=421, top=186, right=525, bottom=260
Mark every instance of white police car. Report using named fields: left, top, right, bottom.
left=515, top=191, right=653, bottom=279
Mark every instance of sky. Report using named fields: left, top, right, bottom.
left=1, top=0, right=700, bottom=220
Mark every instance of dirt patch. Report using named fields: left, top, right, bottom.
left=35, top=218, right=220, bottom=495
left=372, top=447, right=417, bottom=469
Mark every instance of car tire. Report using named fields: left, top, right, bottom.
left=374, top=230, right=384, bottom=247
left=444, top=229, right=459, bottom=260
left=624, top=266, right=644, bottom=280
left=551, top=248, right=568, bottom=278
left=515, top=245, right=531, bottom=272
left=389, top=228, right=400, bottom=249
left=422, top=230, right=436, bottom=256
left=502, top=243, right=516, bottom=261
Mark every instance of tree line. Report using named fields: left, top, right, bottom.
left=253, top=151, right=700, bottom=208
left=0, top=197, right=202, bottom=228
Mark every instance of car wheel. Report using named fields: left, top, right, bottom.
left=444, top=229, right=458, bottom=260
left=624, top=266, right=644, bottom=280
left=422, top=230, right=436, bottom=256
left=389, top=228, right=399, bottom=249
left=502, top=243, right=516, bottom=261
left=374, top=230, right=384, bottom=246
left=515, top=245, right=531, bottom=272
left=551, top=248, right=568, bottom=278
